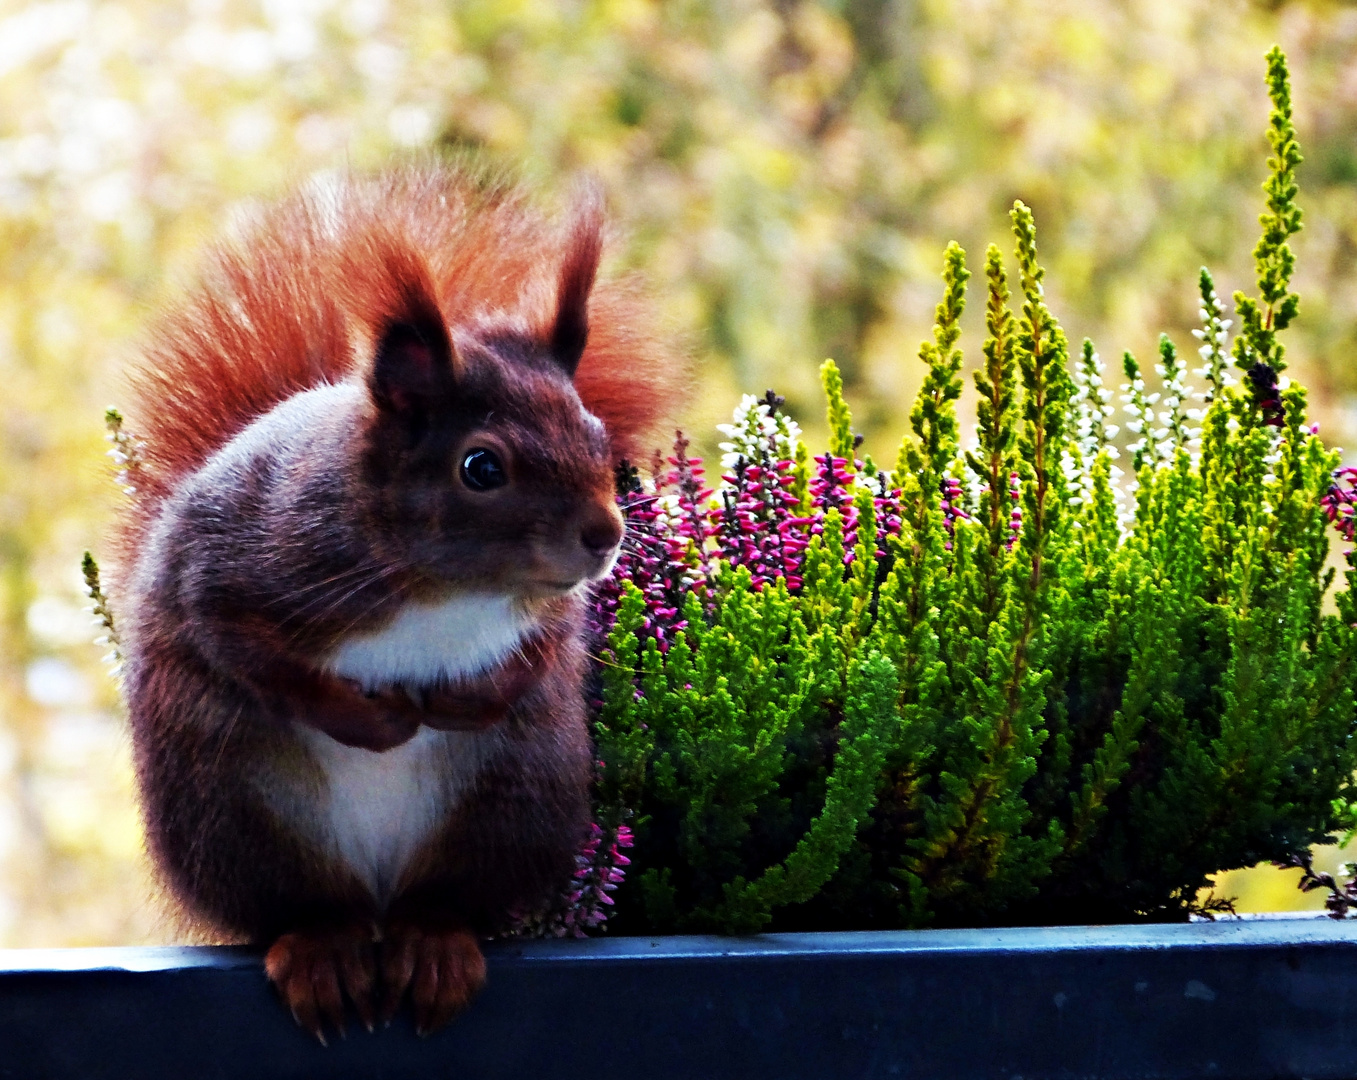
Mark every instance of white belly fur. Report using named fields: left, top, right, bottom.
left=323, top=592, right=539, bottom=691
left=295, top=724, right=505, bottom=906
left=294, top=592, right=534, bottom=905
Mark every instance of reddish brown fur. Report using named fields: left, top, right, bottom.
left=115, top=163, right=683, bottom=1040
left=549, top=181, right=603, bottom=373
left=123, top=164, right=684, bottom=552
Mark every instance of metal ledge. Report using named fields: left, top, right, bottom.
left=3, top=919, right=1357, bottom=1079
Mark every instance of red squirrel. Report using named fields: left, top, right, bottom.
left=112, top=165, right=681, bottom=1039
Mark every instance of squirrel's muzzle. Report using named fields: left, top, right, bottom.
left=573, top=500, right=625, bottom=581
left=526, top=498, right=624, bottom=592
left=580, top=506, right=624, bottom=560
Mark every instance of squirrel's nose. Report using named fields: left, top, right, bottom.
left=580, top=510, right=623, bottom=559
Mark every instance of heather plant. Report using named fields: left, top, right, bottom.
left=77, top=46, right=1357, bottom=939
left=586, top=47, right=1357, bottom=934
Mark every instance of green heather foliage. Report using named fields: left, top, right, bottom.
left=591, top=48, right=1357, bottom=934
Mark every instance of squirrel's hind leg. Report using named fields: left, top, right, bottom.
left=264, top=920, right=379, bottom=1043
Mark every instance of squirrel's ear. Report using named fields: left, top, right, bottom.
left=549, top=181, right=603, bottom=379
left=368, top=296, right=456, bottom=416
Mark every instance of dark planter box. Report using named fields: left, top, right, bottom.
left=2, top=918, right=1356, bottom=1079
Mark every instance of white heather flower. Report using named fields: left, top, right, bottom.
left=1070, top=341, right=1121, bottom=500
left=717, top=393, right=802, bottom=472
left=1196, top=271, right=1233, bottom=402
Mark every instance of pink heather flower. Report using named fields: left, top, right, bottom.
left=870, top=472, right=905, bottom=561
left=717, top=454, right=810, bottom=588
left=939, top=475, right=969, bottom=549
left=503, top=822, right=636, bottom=939
left=593, top=401, right=920, bottom=655
left=588, top=461, right=696, bottom=653
left=1322, top=467, right=1357, bottom=565
left=1246, top=361, right=1286, bottom=428
left=1007, top=471, right=1023, bottom=548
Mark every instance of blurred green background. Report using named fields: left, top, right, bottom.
left=1, top=0, right=1356, bottom=945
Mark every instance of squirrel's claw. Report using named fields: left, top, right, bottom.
left=339, top=944, right=378, bottom=1033
left=378, top=930, right=416, bottom=1027
left=265, top=924, right=378, bottom=1044
left=379, top=923, right=485, bottom=1035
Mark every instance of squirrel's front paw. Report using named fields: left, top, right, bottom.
left=379, top=921, right=486, bottom=1035
left=264, top=922, right=378, bottom=1044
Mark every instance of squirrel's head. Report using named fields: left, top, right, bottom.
left=354, top=188, right=624, bottom=598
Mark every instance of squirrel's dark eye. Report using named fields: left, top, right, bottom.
left=460, top=448, right=508, bottom=491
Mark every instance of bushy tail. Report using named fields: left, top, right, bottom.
left=120, top=164, right=687, bottom=548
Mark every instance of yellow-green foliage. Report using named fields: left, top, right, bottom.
left=595, top=49, right=1357, bottom=933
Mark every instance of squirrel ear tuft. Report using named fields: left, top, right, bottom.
left=549, top=181, right=603, bottom=379
left=367, top=259, right=456, bottom=416
left=370, top=318, right=454, bottom=415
